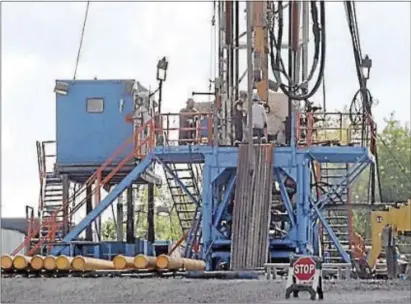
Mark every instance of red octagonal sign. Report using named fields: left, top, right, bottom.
left=293, top=256, right=316, bottom=281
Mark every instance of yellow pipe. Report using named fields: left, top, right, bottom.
left=43, top=256, right=57, bottom=271
left=156, top=255, right=183, bottom=270
left=30, top=255, right=45, bottom=271
left=113, top=255, right=135, bottom=270
left=1, top=255, right=14, bottom=270
left=13, top=255, right=32, bottom=270
left=134, top=254, right=156, bottom=270
left=182, top=258, right=206, bottom=271
left=72, top=256, right=115, bottom=271
left=56, top=256, right=74, bottom=271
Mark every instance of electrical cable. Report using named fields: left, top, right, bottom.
left=73, top=1, right=90, bottom=80
left=269, top=1, right=326, bottom=101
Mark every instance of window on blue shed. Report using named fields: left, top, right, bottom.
left=87, top=98, right=104, bottom=113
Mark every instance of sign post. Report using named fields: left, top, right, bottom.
left=285, top=255, right=323, bottom=300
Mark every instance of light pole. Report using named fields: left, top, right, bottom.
left=156, top=57, right=168, bottom=114
left=361, top=54, right=372, bottom=82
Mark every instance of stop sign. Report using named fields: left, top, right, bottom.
left=293, top=256, right=316, bottom=281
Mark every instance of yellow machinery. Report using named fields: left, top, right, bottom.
left=367, top=199, right=411, bottom=269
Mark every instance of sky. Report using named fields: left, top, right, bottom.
left=1, top=1, right=410, bottom=218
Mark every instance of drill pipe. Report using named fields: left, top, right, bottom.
left=56, top=256, right=74, bottom=271
left=182, top=258, right=206, bottom=271
left=113, top=255, right=135, bottom=270
left=44, top=256, right=57, bottom=271
left=30, top=255, right=45, bottom=271
left=13, top=255, right=32, bottom=270
left=134, top=254, right=157, bottom=269
left=72, top=256, right=115, bottom=271
left=1, top=255, right=13, bottom=270
left=155, top=255, right=205, bottom=271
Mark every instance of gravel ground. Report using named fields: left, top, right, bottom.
left=1, top=277, right=410, bottom=303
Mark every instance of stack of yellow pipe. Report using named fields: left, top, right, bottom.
left=113, top=255, right=135, bottom=270
left=43, top=256, right=57, bottom=271
left=134, top=254, right=157, bottom=270
left=56, top=256, right=74, bottom=271
left=155, top=255, right=205, bottom=271
left=30, top=255, right=45, bottom=271
left=72, top=256, right=115, bottom=271
left=12, top=255, right=32, bottom=270
left=1, top=255, right=14, bottom=271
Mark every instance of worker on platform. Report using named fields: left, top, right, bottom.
left=233, top=97, right=245, bottom=145
left=250, top=94, right=268, bottom=143
left=179, top=98, right=199, bottom=145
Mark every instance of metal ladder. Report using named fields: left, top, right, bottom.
left=35, top=141, right=68, bottom=254
left=164, top=163, right=202, bottom=235
left=320, top=163, right=351, bottom=263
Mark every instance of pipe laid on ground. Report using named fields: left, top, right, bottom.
left=156, top=255, right=184, bottom=270
left=1, top=255, right=14, bottom=270
left=72, top=256, right=115, bottom=271
left=44, top=256, right=57, bottom=271
left=30, top=255, right=45, bottom=271
left=13, top=255, right=32, bottom=270
left=134, top=254, right=157, bottom=269
left=182, top=258, right=206, bottom=271
left=113, top=255, right=135, bottom=270
left=56, top=256, right=74, bottom=271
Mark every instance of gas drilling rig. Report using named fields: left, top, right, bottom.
left=4, top=1, right=407, bottom=276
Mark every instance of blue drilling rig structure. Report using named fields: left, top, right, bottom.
left=12, top=1, right=378, bottom=271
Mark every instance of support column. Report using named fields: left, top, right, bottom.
left=116, top=202, right=124, bottom=241
left=201, top=159, right=213, bottom=270
left=85, top=185, right=93, bottom=241
left=62, top=175, right=70, bottom=236
left=147, top=183, right=155, bottom=243
left=126, top=185, right=135, bottom=243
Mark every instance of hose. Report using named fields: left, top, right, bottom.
left=269, top=1, right=326, bottom=101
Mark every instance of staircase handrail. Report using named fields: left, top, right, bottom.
left=12, top=119, right=155, bottom=256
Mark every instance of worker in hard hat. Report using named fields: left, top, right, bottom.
left=233, top=98, right=245, bottom=145
left=250, top=95, right=268, bottom=143
left=179, top=98, right=199, bottom=145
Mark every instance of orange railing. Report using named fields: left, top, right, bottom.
left=13, top=119, right=156, bottom=256
left=295, top=111, right=375, bottom=148
left=16, top=111, right=214, bottom=255
left=153, top=112, right=214, bottom=146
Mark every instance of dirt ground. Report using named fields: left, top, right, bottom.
left=1, top=277, right=410, bottom=303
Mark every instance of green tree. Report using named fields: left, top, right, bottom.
left=352, top=114, right=411, bottom=203
left=352, top=114, right=411, bottom=239
left=101, top=184, right=182, bottom=242
left=102, top=220, right=117, bottom=240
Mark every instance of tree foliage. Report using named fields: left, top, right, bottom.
left=101, top=185, right=182, bottom=242
left=352, top=114, right=411, bottom=203
left=352, top=114, right=411, bottom=239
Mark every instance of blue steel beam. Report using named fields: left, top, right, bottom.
left=311, top=199, right=351, bottom=263
left=213, top=174, right=236, bottom=227
left=153, top=145, right=374, bottom=169
left=201, top=158, right=213, bottom=270
left=156, top=156, right=200, bottom=207
left=275, top=169, right=296, bottom=228
left=51, top=154, right=153, bottom=255
left=314, top=160, right=368, bottom=212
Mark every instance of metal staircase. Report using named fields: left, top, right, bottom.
left=320, top=163, right=351, bottom=263
left=12, top=119, right=155, bottom=256
left=164, top=163, right=202, bottom=235
left=34, top=141, right=68, bottom=255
